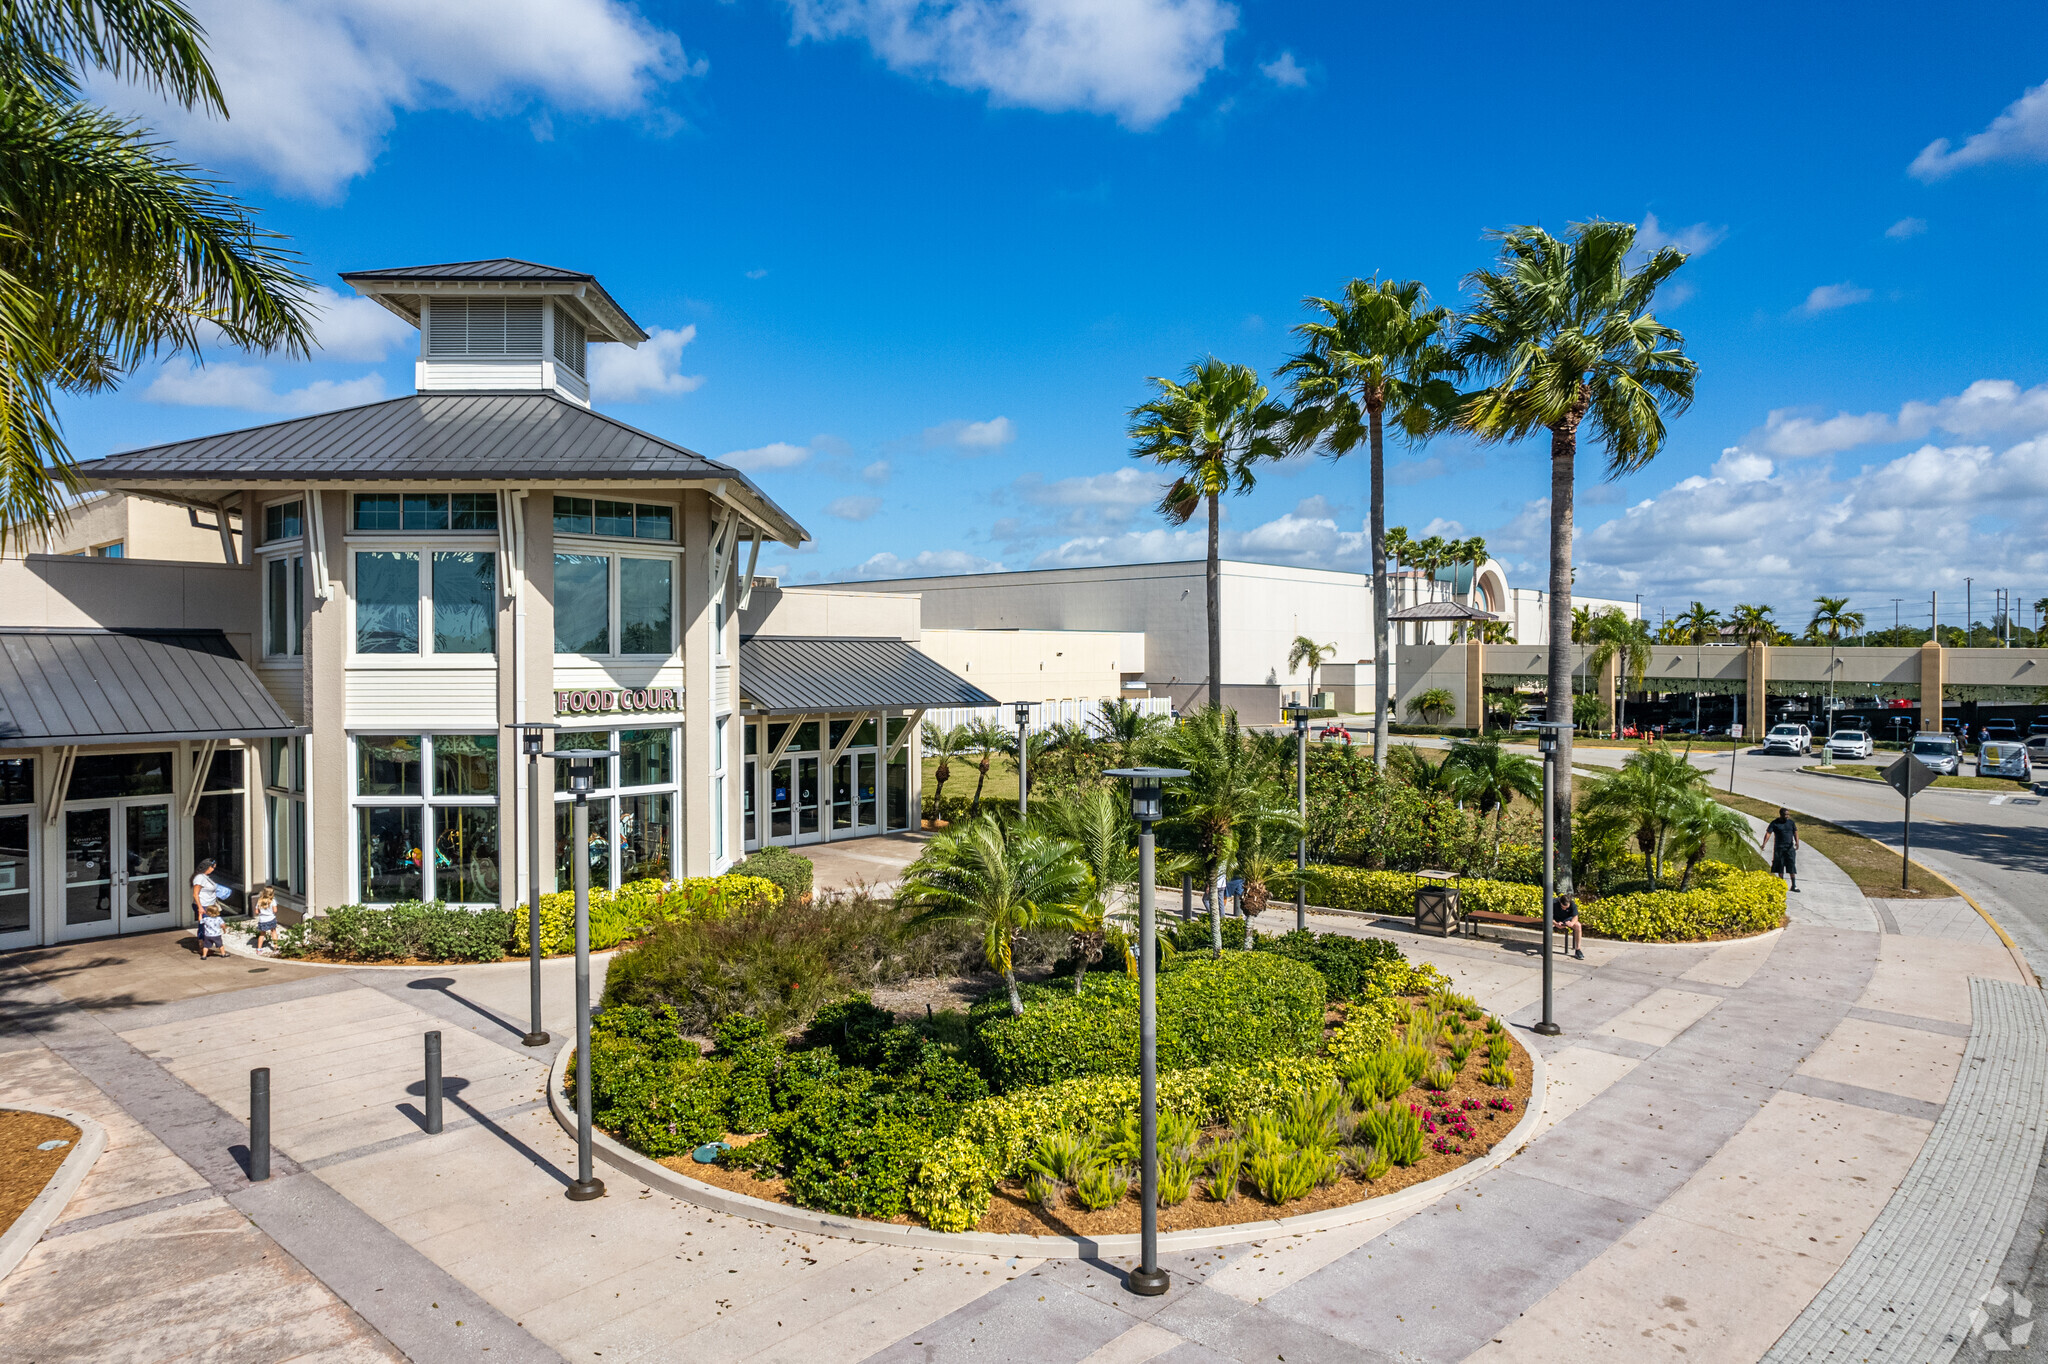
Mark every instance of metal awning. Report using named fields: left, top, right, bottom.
left=738, top=637, right=997, bottom=715
left=1388, top=600, right=1499, bottom=622
left=0, top=628, right=306, bottom=746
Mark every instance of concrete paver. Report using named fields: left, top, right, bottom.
left=1796, top=1017, right=1968, bottom=1106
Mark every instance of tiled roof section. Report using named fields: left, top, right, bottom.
left=337, top=259, right=593, bottom=282
left=72, top=394, right=734, bottom=483
left=0, top=628, right=303, bottom=745
left=738, top=637, right=997, bottom=715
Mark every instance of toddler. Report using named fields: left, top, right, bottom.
left=252, top=885, right=279, bottom=954
left=197, top=902, right=226, bottom=958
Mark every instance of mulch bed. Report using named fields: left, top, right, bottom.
left=0, top=1110, right=82, bottom=1237
left=642, top=1027, right=1535, bottom=1237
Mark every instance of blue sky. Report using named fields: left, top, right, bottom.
left=63, top=0, right=2048, bottom=628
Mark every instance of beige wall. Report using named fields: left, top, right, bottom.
left=0, top=554, right=257, bottom=663
left=918, top=627, right=1145, bottom=706
left=20, top=490, right=238, bottom=561
left=740, top=584, right=920, bottom=641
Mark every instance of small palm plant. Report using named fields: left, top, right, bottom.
left=920, top=722, right=971, bottom=814
left=1407, top=687, right=1458, bottom=726
left=1445, top=738, right=1543, bottom=872
left=1665, top=789, right=1758, bottom=889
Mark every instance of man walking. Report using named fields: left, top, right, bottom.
left=1764, top=808, right=1800, bottom=894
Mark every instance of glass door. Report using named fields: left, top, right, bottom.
left=61, top=799, right=174, bottom=940
left=794, top=756, right=820, bottom=843
left=0, top=813, right=30, bottom=946
left=123, top=803, right=173, bottom=927
left=831, top=756, right=854, bottom=833
left=63, top=807, right=113, bottom=936
left=742, top=757, right=758, bottom=849
left=769, top=760, right=793, bottom=841
left=857, top=753, right=878, bottom=833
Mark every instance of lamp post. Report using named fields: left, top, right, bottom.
left=505, top=720, right=559, bottom=1048
left=1532, top=722, right=1567, bottom=1037
left=1282, top=704, right=1310, bottom=932
left=544, top=746, right=617, bottom=1202
left=1105, top=765, right=1188, bottom=1298
left=1014, top=701, right=1032, bottom=818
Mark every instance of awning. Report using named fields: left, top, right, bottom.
left=1388, top=600, right=1499, bottom=622
left=738, top=637, right=998, bottom=715
left=0, top=628, right=306, bottom=746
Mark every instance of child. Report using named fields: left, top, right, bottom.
left=252, top=885, right=279, bottom=955
left=197, top=901, right=226, bottom=958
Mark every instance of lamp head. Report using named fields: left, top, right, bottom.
left=1532, top=720, right=1569, bottom=755
left=506, top=719, right=561, bottom=757
left=1282, top=703, right=1311, bottom=735
left=1105, top=766, right=1189, bottom=823
left=542, top=748, right=619, bottom=798
left=1014, top=701, right=1032, bottom=727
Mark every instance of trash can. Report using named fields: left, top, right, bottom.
left=1414, top=870, right=1460, bottom=937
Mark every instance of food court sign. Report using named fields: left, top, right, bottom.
left=554, top=686, right=680, bottom=715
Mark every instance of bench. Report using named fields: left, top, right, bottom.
left=1457, top=909, right=1545, bottom=943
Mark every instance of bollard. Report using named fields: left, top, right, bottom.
left=424, top=1031, right=443, bottom=1135
left=249, top=1067, right=271, bottom=1181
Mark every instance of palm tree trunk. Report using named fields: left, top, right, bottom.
left=970, top=756, right=990, bottom=810
left=1369, top=404, right=1391, bottom=771
left=1005, top=966, right=1023, bottom=1016
left=1547, top=417, right=1579, bottom=894
left=1207, top=870, right=1223, bottom=958
left=1206, top=488, right=1222, bottom=713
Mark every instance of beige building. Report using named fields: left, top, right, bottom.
left=18, top=488, right=236, bottom=561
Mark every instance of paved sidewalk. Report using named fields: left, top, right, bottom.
left=2, top=836, right=2042, bottom=1364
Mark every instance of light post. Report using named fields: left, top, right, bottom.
left=1282, top=704, right=1310, bottom=932
left=505, top=720, right=559, bottom=1048
left=545, top=745, right=617, bottom=1202
left=1106, top=765, right=1188, bottom=1298
left=1014, top=701, right=1032, bottom=818
left=1532, top=722, right=1568, bottom=1037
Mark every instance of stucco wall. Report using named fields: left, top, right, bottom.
left=917, top=627, right=1144, bottom=706
left=741, top=585, right=920, bottom=641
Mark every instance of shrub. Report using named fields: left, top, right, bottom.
left=765, top=1070, right=952, bottom=1219
left=1326, top=1001, right=1401, bottom=1070
left=1252, top=929, right=1408, bottom=1003
left=1073, top=1161, right=1129, bottom=1212
left=971, top=952, right=1327, bottom=1092
left=1360, top=1103, right=1425, bottom=1166
left=577, top=1004, right=722, bottom=1158
left=732, top=846, right=814, bottom=906
left=279, top=902, right=514, bottom=963
left=510, top=875, right=783, bottom=955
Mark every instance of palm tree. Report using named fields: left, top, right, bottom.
left=1129, top=359, right=1290, bottom=711
left=1088, top=699, right=1167, bottom=772
left=1492, top=691, right=1527, bottom=725
left=1287, top=635, right=1337, bottom=703
left=1385, top=525, right=1415, bottom=646
left=1278, top=279, right=1462, bottom=769
left=960, top=718, right=1010, bottom=812
left=1676, top=602, right=1723, bottom=644
left=1033, top=785, right=1139, bottom=991
left=1581, top=744, right=1709, bottom=884
left=1444, top=738, right=1543, bottom=871
left=1731, top=604, right=1777, bottom=644
left=1407, top=686, right=1457, bottom=726
left=1387, top=743, right=1459, bottom=794
left=1808, top=597, right=1866, bottom=739
left=1664, top=790, right=1755, bottom=889
left=1586, top=609, right=1652, bottom=736
left=1153, top=706, right=1296, bottom=957
left=899, top=815, right=1093, bottom=1015
left=0, top=0, right=317, bottom=544
left=1456, top=220, right=1698, bottom=892
left=1473, top=619, right=1516, bottom=644
left=921, top=722, right=970, bottom=815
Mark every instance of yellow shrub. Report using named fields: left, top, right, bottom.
left=509, top=874, right=784, bottom=954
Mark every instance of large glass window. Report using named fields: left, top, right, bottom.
left=355, top=551, right=419, bottom=653
left=67, top=752, right=173, bottom=801
left=264, top=500, right=303, bottom=544
left=351, top=734, right=500, bottom=904
left=192, top=749, right=244, bottom=889
left=554, top=554, right=610, bottom=654
left=0, top=757, right=33, bottom=807
left=265, top=554, right=305, bottom=657
left=264, top=738, right=305, bottom=896
left=432, top=551, right=496, bottom=654
left=553, top=498, right=674, bottom=541
left=620, top=559, right=673, bottom=654
left=353, top=492, right=497, bottom=533
left=0, top=813, right=28, bottom=935
left=552, top=726, right=679, bottom=892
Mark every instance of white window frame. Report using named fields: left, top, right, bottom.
left=550, top=723, right=683, bottom=892
left=348, top=732, right=502, bottom=906
left=346, top=539, right=501, bottom=662
left=550, top=544, right=682, bottom=661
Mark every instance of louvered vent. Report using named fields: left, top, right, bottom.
left=425, top=299, right=543, bottom=356
left=552, top=304, right=587, bottom=375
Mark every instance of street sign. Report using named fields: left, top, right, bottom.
left=1883, top=755, right=1938, bottom=798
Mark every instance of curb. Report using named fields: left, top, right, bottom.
left=1794, top=764, right=2035, bottom=798
left=545, top=1034, right=1549, bottom=1258
left=0, top=1105, right=106, bottom=1284
left=220, top=929, right=617, bottom=974
left=1906, top=872, right=2040, bottom=989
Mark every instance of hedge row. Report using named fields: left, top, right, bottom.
left=510, top=874, right=784, bottom=954
left=278, top=901, right=515, bottom=962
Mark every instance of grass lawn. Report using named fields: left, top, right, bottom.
left=924, top=754, right=1017, bottom=808
left=1801, top=763, right=2035, bottom=793
left=1709, top=788, right=1950, bottom=898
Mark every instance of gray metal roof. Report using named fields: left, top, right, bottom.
left=738, top=637, right=997, bottom=715
left=339, top=259, right=592, bottom=282
left=0, top=629, right=305, bottom=746
left=1388, top=599, right=1498, bottom=621
left=337, top=259, right=645, bottom=342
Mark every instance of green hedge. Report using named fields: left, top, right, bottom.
left=278, top=902, right=513, bottom=963
left=970, top=951, right=1326, bottom=1092
left=511, top=875, right=784, bottom=955
left=731, top=846, right=814, bottom=905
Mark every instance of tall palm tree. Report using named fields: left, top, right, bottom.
left=1278, top=279, right=1462, bottom=769
left=1586, top=609, right=1652, bottom=736
left=0, top=0, right=316, bottom=543
left=899, top=816, right=1093, bottom=1015
left=1287, top=635, right=1337, bottom=702
left=960, top=718, right=1010, bottom=812
left=1456, top=220, right=1697, bottom=892
left=1808, top=597, right=1866, bottom=738
left=1676, top=602, right=1723, bottom=644
left=1153, top=706, right=1296, bottom=957
left=921, top=722, right=970, bottom=814
left=1088, top=698, right=1166, bottom=772
left=1384, top=525, right=1415, bottom=646
left=1444, top=738, right=1543, bottom=871
left=1129, top=358, right=1290, bottom=711
left=1731, top=603, right=1777, bottom=644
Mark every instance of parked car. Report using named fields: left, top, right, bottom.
left=2029, top=717, right=2048, bottom=737
left=1979, top=739, right=2033, bottom=780
left=1763, top=723, right=1811, bottom=755
left=1826, top=729, right=1875, bottom=760
left=2026, top=734, right=2048, bottom=771
left=1980, top=718, right=2020, bottom=741
left=1911, top=733, right=1962, bottom=776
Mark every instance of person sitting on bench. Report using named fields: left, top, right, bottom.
left=1553, top=892, right=1583, bottom=960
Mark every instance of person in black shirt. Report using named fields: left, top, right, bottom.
left=1764, top=809, right=1800, bottom=893
left=1552, top=892, right=1583, bottom=960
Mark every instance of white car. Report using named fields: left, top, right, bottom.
left=1826, top=729, right=1875, bottom=760
left=1979, top=739, right=2033, bottom=780
left=1762, top=723, right=1811, bottom=755
left=1910, top=734, right=1961, bottom=776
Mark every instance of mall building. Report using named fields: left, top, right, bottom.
left=0, top=259, right=1001, bottom=950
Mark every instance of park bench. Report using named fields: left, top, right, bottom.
left=1458, top=909, right=1544, bottom=943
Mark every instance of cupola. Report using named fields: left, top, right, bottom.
left=339, top=259, right=648, bottom=407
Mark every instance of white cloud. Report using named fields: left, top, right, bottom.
left=722, top=441, right=812, bottom=471
left=1387, top=456, right=1446, bottom=485
left=1636, top=212, right=1725, bottom=257
left=1910, top=79, right=2048, bottom=181
left=856, top=548, right=1004, bottom=577
left=1798, top=282, right=1873, bottom=316
left=785, top=0, right=1236, bottom=129
left=589, top=325, right=705, bottom=401
left=923, top=415, right=1016, bottom=451
left=96, top=0, right=691, bottom=200
left=1759, top=378, right=2048, bottom=457
left=309, top=286, right=416, bottom=360
left=1886, top=216, right=1927, bottom=240
left=1012, top=467, right=1158, bottom=508
left=144, top=359, right=386, bottom=414
left=861, top=459, right=892, bottom=484
left=1259, top=51, right=1306, bottom=88
left=825, top=495, right=883, bottom=521
left=1761, top=407, right=1896, bottom=457
left=745, top=269, right=770, bottom=280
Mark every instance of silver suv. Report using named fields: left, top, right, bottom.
left=1911, top=733, right=1961, bottom=776
left=1763, top=723, right=1811, bottom=755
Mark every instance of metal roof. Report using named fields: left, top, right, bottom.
left=1388, top=599, right=1499, bottom=622
left=337, top=259, right=646, bottom=343
left=0, top=629, right=305, bottom=746
left=69, top=393, right=807, bottom=544
left=339, top=259, right=593, bottom=282
left=738, top=637, right=997, bottom=715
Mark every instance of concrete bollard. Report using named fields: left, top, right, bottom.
left=249, top=1067, right=270, bottom=1181
left=425, top=1031, right=443, bottom=1135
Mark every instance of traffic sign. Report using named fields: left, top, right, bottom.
left=1883, top=755, right=1937, bottom=798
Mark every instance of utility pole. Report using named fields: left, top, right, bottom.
left=1892, top=598, right=1902, bottom=635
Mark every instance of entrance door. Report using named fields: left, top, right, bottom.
left=62, top=800, right=174, bottom=940
left=742, top=757, right=758, bottom=850
left=794, top=756, right=820, bottom=844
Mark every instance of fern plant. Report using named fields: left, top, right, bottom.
left=1074, top=1162, right=1132, bottom=1212
left=1205, top=1138, right=1245, bottom=1201
left=1239, top=1112, right=1287, bottom=1161
left=1280, top=1083, right=1347, bottom=1153
left=1483, top=1059, right=1514, bottom=1088
left=1158, top=1152, right=1196, bottom=1207
left=1448, top=1037, right=1475, bottom=1070
left=1421, top=1063, right=1456, bottom=1092
left=1250, top=1146, right=1323, bottom=1205
left=1361, top=1102, right=1426, bottom=1166
left=1023, top=1172, right=1062, bottom=1211
left=1026, top=1128, right=1101, bottom=1188
left=1397, top=1042, right=1438, bottom=1086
